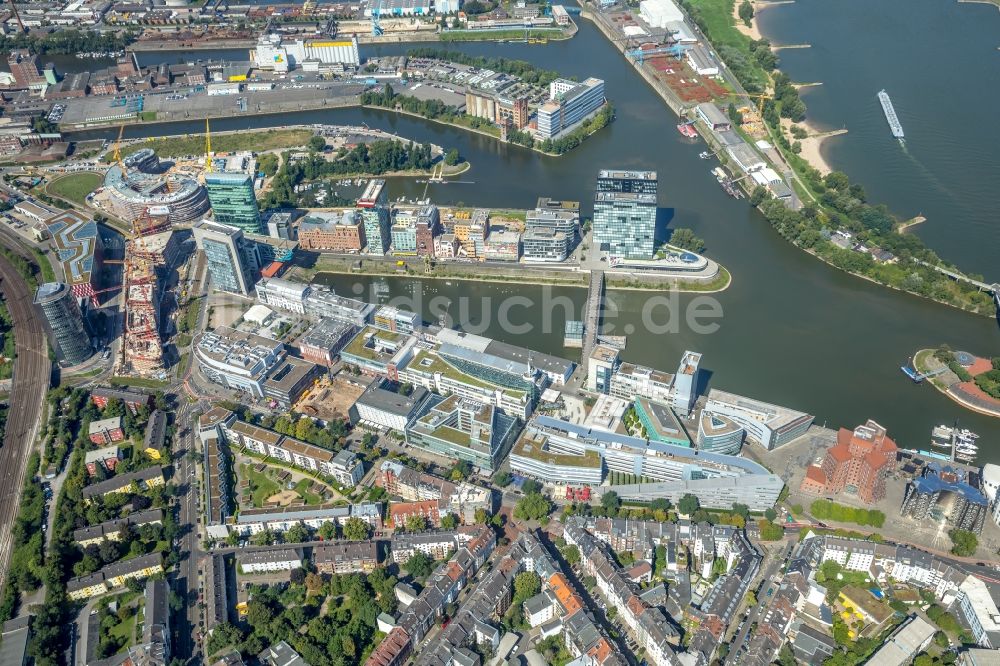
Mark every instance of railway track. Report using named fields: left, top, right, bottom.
left=0, top=253, right=51, bottom=594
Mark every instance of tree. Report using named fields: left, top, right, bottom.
left=308, top=135, right=327, bottom=151
left=764, top=507, right=778, bottom=522
left=405, top=551, right=433, bottom=578
left=668, top=228, right=705, bottom=253
left=251, top=528, right=276, bottom=546
left=493, top=471, right=512, bottom=487
left=677, top=494, right=700, bottom=516
left=405, top=514, right=428, bottom=532
left=738, top=0, right=754, bottom=27
left=444, top=148, right=460, bottom=166
left=601, top=491, right=620, bottom=513
left=758, top=519, right=784, bottom=541
left=514, top=571, right=541, bottom=601
left=440, top=513, right=458, bottom=529
left=562, top=545, right=581, bottom=566
left=285, top=523, right=310, bottom=544
left=726, top=102, right=743, bottom=126
left=521, top=479, right=542, bottom=495
left=318, top=521, right=338, bottom=540
left=514, top=493, right=552, bottom=522
left=749, top=185, right=769, bottom=207
left=449, top=460, right=472, bottom=481
left=257, top=153, right=279, bottom=177
left=650, top=498, right=671, bottom=513
left=304, top=572, right=325, bottom=596
left=342, top=517, right=370, bottom=541
left=949, top=529, right=978, bottom=557
left=824, top=171, right=850, bottom=192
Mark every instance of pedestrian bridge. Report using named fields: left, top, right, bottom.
left=917, top=261, right=999, bottom=308
left=579, top=270, right=605, bottom=372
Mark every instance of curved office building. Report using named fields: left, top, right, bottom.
left=696, top=411, right=745, bottom=455
left=103, top=149, right=210, bottom=225
left=34, top=282, right=92, bottom=365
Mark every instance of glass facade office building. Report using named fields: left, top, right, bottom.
left=193, top=221, right=260, bottom=295
left=34, top=282, right=92, bottom=365
left=205, top=172, right=262, bottom=234
left=593, top=170, right=658, bottom=259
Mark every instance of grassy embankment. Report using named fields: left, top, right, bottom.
left=439, top=28, right=567, bottom=42
left=115, top=129, right=314, bottom=160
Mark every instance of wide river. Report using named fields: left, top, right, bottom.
left=64, top=1, right=1000, bottom=459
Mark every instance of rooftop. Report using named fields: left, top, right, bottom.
left=263, top=356, right=318, bottom=394
left=511, top=428, right=603, bottom=469
left=196, top=326, right=282, bottom=371
left=706, top=388, right=813, bottom=432
left=45, top=210, right=101, bottom=287
left=357, top=380, right=431, bottom=417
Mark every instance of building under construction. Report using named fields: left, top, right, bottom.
left=119, top=210, right=169, bottom=377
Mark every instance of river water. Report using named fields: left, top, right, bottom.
left=757, top=0, right=1000, bottom=277
left=61, top=4, right=1000, bottom=459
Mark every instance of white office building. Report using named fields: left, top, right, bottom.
left=703, top=388, right=813, bottom=450
left=255, top=277, right=309, bottom=314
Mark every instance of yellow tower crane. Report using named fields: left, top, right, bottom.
left=204, top=118, right=213, bottom=173
left=742, top=92, right=774, bottom=113
left=112, top=124, right=126, bottom=170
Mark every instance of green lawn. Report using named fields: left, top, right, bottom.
left=292, top=478, right=323, bottom=505
left=107, top=607, right=139, bottom=648
left=117, top=129, right=314, bottom=161
left=33, top=248, right=56, bottom=283
left=687, top=0, right=746, bottom=49
left=244, top=464, right=281, bottom=507
left=46, top=172, right=103, bottom=206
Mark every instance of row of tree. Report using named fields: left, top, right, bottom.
left=752, top=178, right=996, bottom=314
left=0, top=28, right=136, bottom=55
left=809, top=499, right=886, bottom=528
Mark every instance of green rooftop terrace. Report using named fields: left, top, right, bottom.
left=511, top=434, right=602, bottom=469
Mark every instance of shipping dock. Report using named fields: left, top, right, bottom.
left=877, top=89, right=905, bottom=139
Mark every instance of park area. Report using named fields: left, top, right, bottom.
left=239, top=462, right=336, bottom=509
left=914, top=348, right=1000, bottom=418
left=46, top=172, right=103, bottom=206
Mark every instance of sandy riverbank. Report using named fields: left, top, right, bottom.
left=744, top=2, right=844, bottom=177
left=733, top=0, right=764, bottom=41
left=778, top=117, right=845, bottom=176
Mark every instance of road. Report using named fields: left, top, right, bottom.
left=0, top=251, right=52, bottom=593
left=174, top=396, right=208, bottom=662
left=725, top=539, right=794, bottom=665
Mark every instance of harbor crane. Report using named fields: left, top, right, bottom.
left=625, top=43, right=689, bottom=66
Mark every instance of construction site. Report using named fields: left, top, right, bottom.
left=105, top=129, right=176, bottom=379
left=118, top=209, right=170, bottom=378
